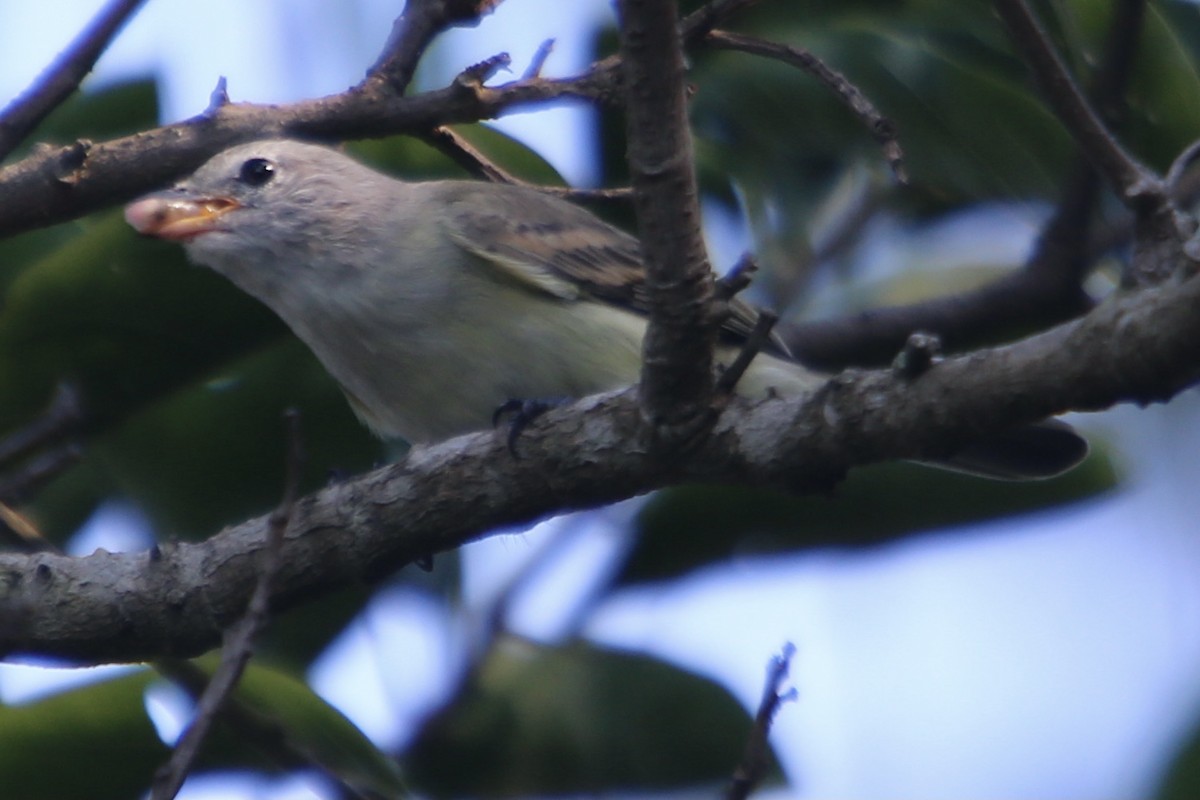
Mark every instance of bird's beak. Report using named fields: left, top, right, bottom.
left=124, top=193, right=240, bottom=241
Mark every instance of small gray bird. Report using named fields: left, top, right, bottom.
left=125, top=139, right=1085, bottom=478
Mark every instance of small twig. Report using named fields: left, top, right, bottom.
left=726, top=643, right=797, bottom=800
left=715, top=253, right=760, bottom=302
left=422, top=125, right=521, bottom=183
left=545, top=185, right=635, bottom=205
left=0, top=443, right=84, bottom=507
left=367, top=0, right=504, bottom=93
left=680, top=0, right=761, bottom=42
left=154, top=660, right=384, bottom=800
left=704, top=30, right=906, bottom=183
left=203, top=77, right=230, bottom=116
left=1088, top=0, right=1146, bottom=125
left=523, top=39, right=556, bottom=80
left=716, top=310, right=778, bottom=394
left=150, top=410, right=305, bottom=800
left=455, top=52, right=513, bottom=89
left=1166, top=139, right=1200, bottom=197
left=992, top=0, right=1162, bottom=207
left=0, top=384, right=85, bottom=508
left=0, top=383, right=83, bottom=470
left=891, top=331, right=943, bottom=378
left=0, top=0, right=148, bottom=161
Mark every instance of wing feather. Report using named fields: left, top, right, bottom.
left=437, top=182, right=789, bottom=356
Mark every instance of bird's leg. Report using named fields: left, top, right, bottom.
left=492, top=397, right=572, bottom=457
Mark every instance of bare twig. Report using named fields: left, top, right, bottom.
left=154, top=659, right=385, bottom=800
left=150, top=410, right=305, bottom=800
left=0, top=384, right=83, bottom=470
left=782, top=0, right=1149, bottom=370
left=716, top=310, right=779, bottom=394
left=522, top=39, right=556, bottom=80
left=989, top=0, right=1200, bottom=287
left=423, top=125, right=521, bottom=183
left=0, top=0, right=148, bottom=161
left=680, top=0, right=761, bottom=41
left=545, top=185, right=635, bottom=205
left=891, top=331, right=943, bottom=379
left=992, top=0, right=1161, bottom=206
left=0, top=444, right=84, bottom=508
left=367, top=0, right=504, bottom=93
left=715, top=253, right=760, bottom=301
left=1166, top=139, right=1200, bottom=197
left=0, top=384, right=85, bottom=508
left=1088, top=0, right=1147, bottom=124
left=726, top=643, right=797, bottom=800
left=704, top=30, right=906, bottom=182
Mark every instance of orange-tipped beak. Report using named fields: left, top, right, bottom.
left=124, top=196, right=240, bottom=241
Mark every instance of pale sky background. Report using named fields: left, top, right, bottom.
left=3, top=3, right=1200, bottom=799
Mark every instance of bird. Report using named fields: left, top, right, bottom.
left=124, top=139, right=1086, bottom=479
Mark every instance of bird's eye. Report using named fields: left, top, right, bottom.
left=238, top=158, right=276, bottom=186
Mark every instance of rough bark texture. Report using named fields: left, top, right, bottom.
left=4, top=262, right=1199, bottom=664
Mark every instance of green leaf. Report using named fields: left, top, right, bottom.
left=192, top=658, right=411, bottom=798
left=85, top=336, right=380, bottom=540
left=0, top=213, right=284, bottom=434
left=0, top=668, right=166, bottom=800
left=405, top=638, right=779, bottom=796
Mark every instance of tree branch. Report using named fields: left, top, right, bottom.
left=780, top=0, right=1154, bottom=369
left=704, top=30, right=905, bottom=182
left=0, top=65, right=618, bottom=239
left=0, top=0, right=148, bottom=161
left=367, top=0, right=504, bottom=93
left=4, top=263, right=1200, bottom=665
left=727, top=643, right=796, bottom=800
left=150, top=410, right=304, bottom=800
left=992, top=0, right=1160, bottom=207
left=618, top=0, right=719, bottom=443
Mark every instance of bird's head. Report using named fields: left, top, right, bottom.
left=125, top=140, right=380, bottom=261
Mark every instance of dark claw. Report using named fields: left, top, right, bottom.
left=492, top=397, right=570, bottom=457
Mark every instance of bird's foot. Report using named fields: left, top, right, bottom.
left=492, top=397, right=570, bottom=457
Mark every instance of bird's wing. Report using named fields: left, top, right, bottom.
left=438, top=182, right=788, bottom=354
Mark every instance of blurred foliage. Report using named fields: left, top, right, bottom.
left=0, top=661, right=408, bottom=800
left=2, top=0, right=1197, bottom=797
left=405, top=637, right=779, bottom=796
left=1158, top=710, right=1200, bottom=800
left=625, top=450, right=1117, bottom=585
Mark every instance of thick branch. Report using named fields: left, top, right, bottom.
left=0, top=69, right=616, bottom=239
left=4, top=266, right=1200, bottom=665
left=0, top=0, right=758, bottom=241
left=367, top=0, right=504, bottom=93
left=618, top=0, right=718, bottom=440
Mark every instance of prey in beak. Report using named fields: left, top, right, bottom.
left=124, top=194, right=239, bottom=241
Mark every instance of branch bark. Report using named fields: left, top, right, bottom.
left=4, top=263, right=1200, bottom=665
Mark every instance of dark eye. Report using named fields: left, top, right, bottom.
left=238, top=157, right=275, bottom=186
